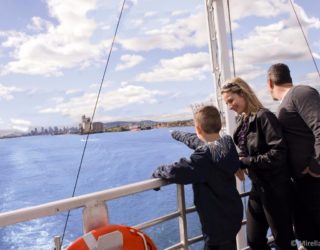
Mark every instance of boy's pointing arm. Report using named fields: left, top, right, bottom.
left=171, top=130, right=204, bottom=150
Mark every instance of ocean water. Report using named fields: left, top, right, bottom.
left=0, top=127, right=209, bottom=250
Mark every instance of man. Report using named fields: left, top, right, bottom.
left=267, top=63, right=320, bottom=247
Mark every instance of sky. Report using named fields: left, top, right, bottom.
left=0, top=0, right=320, bottom=132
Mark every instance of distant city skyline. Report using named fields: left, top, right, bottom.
left=0, top=0, right=320, bottom=132
left=0, top=116, right=194, bottom=138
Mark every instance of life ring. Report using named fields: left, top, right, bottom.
left=67, top=224, right=157, bottom=250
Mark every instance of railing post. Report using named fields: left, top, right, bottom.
left=177, top=184, right=188, bottom=250
left=53, top=235, right=61, bottom=250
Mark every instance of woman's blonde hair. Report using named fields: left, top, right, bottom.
left=221, top=77, right=264, bottom=115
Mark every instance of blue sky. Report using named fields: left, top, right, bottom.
left=0, top=0, right=320, bottom=132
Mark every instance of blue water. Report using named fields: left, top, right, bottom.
left=0, top=127, right=208, bottom=250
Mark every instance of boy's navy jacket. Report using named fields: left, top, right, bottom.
left=152, top=131, right=243, bottom=245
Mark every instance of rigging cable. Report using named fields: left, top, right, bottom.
left=226, top=0, right=248, bottom=204
left=227, top=0, right=236, bottom=78
left=289, top=0, right=320, bottom=79
left=60, top=0, right=127, bottom=247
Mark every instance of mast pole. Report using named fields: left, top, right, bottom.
left=204, top=0, right=236, bottom=132
left=204, top=0, right=246, bottom=249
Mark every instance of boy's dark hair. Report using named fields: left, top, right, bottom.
left=267, top=63, right=293, bottom=85
left=195, top=105, right=221, bottom=133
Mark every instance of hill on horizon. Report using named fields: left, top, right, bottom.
left=103, top=120, right=158, bottom=128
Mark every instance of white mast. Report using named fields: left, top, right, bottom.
left=204, top=0, right=246, bottom=249
left=204, top=0, right=236, bottom=133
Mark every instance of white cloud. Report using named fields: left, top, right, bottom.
left=120, top=81, right=128, bottom=86
left=285, top=2, right=320, bottom=29
left=132, top=109, right=193, bottom=122
left=11, top=126, right=30, bottom=132
left=10, top=118, right=32, bottom=126
left=0, top=84, right=22, bottom=100
left=39, top=85, right=163, bottom=120
left=1, top=31, right=28, bottom=48
left=10, top=118, right=32, bottom=132
left=115, top=54, right=144, bottom=71
left=144, top=11, right=157, bottom=18
left=256, top=87, right=279, bottom=112
left=230, top=1, right=320, bottom=78
left=118, top=10, right=207, bottom=51
left=26, top=88, right=40, bottom=96
left=314, top=52, right=320, bottom=59
left=1, top=0, right=108, bottom=76
left=157, top=18, right=171, bottom=25
left=130, top=19, right=144, bottom=28
left=229, top=0, right=288, bottom=20
left=97, top=107, right=193, bottom=122
left=51, top=97, right=64, bottom=103
left=234, top=20, right=310, bottom=67
left=100, top=23, right=111, bottom=31
left=124, top=0, right=138, bottom=11
left=171, top=10, right=189, bottom=17
left=128, top=0, right=138, bottom=5
left=27, top=16, right=53, bottom=32
left=89, top=83, right=100, bottom=89
left=1, top=0, right=319, bottom=127
left=233, top=64, right=265, bottom=81
left=299, top=72, right=320, bottom=89
left=65, top=89, right=82, bottom=95
left=137, top=52, right=210, bottom=82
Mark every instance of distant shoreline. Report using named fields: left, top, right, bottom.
left=0, top=119, right=194, bottom=140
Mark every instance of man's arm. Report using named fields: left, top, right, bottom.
left=293, top=86, right=320, bottom=175
left=171, top=131, right=204, bottom=150
left=152, top=147, right=210, bottom=184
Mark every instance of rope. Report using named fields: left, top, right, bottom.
left=136, top=231, right=148, bottom=250
left=227, top=0, right=236, bottom=77
left=289, top=0, right=320, bottom=80
left=60, top=0, right=127, bottom=247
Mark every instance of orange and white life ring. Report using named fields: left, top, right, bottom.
left=67, top=224, right=157, bottom=250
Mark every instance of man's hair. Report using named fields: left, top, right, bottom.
left=267, top=63, right=293, bottom=85
left=194, top=105, right=221, bottom=133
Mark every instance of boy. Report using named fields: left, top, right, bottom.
left=152, top=105, right=243, bottom=250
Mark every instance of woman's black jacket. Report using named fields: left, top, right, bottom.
left=234, top=108, right=291, bottom=188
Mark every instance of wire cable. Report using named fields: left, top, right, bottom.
left=289, top=0, right=320, bottom=80
left=60, top=0, right=127, bottom=247
left=227, top=0, right=236, bottom=77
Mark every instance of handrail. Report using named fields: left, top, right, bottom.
left=0, top=178, right=167, bottom=227
left=0, top=178, right=251, bottom=250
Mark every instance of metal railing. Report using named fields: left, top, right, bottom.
left=0, top=178, right=250, bottom=250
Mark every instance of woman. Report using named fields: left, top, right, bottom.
left=221, top=77, right=296, bottom=250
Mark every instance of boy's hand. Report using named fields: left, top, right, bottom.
left=235, top=169, right=245, bottom=181
left=151, top=172, right=161, bottom=191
